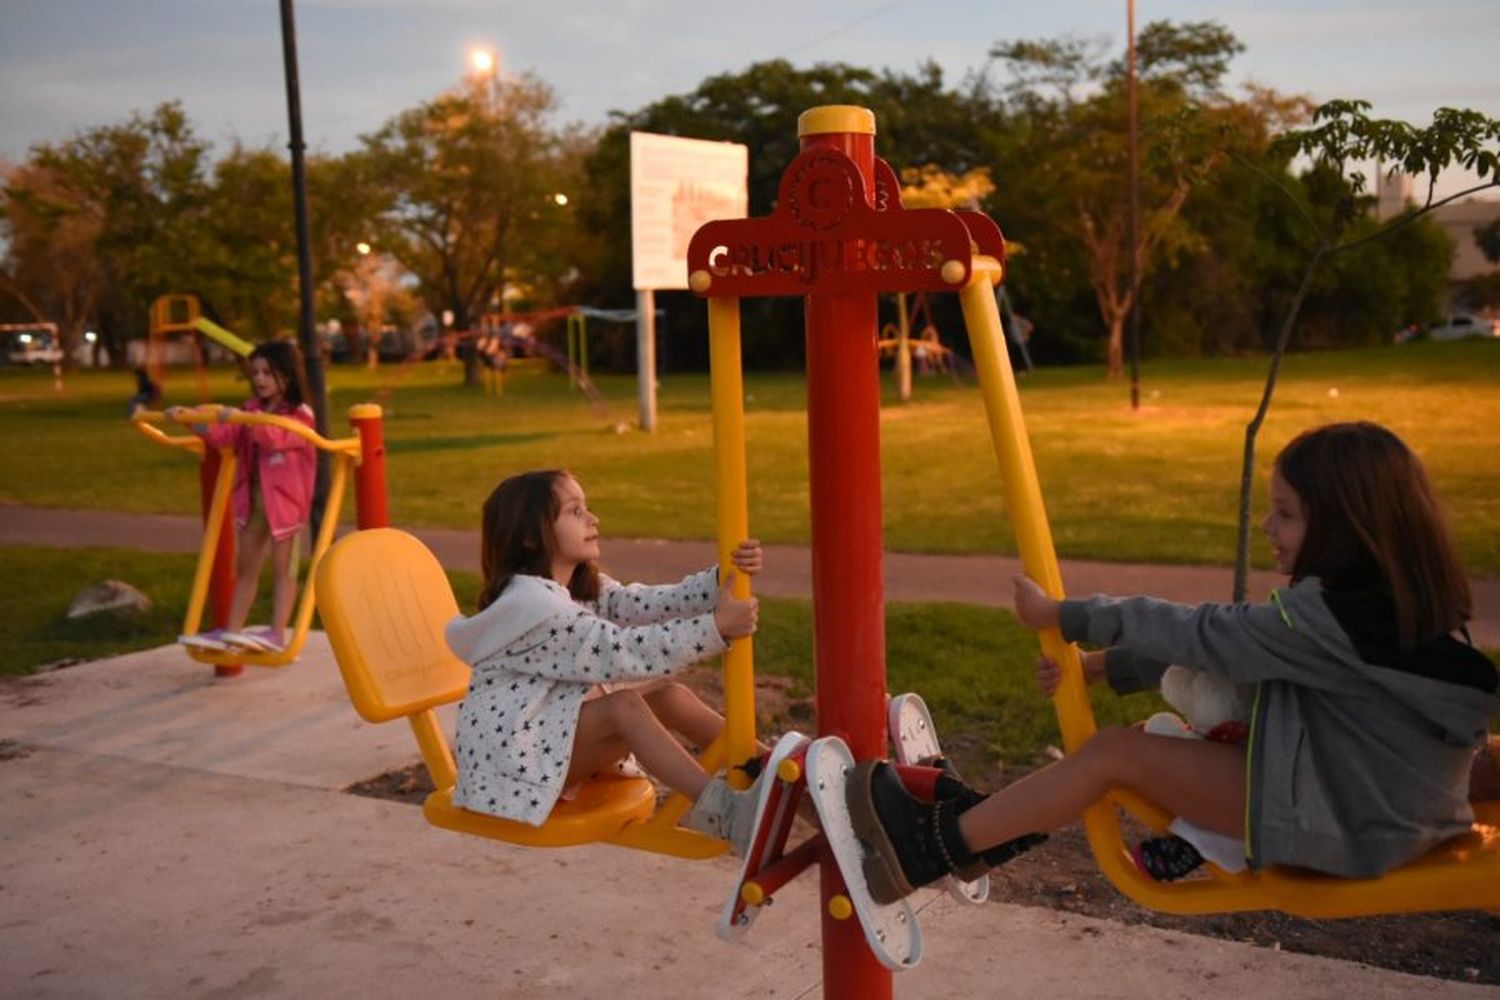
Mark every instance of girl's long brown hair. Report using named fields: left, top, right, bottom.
left=1276, top=422, right=1470, bottom=649
left=248, top=340, right=308, bottom=407
left=476, top=469, right=600, bottom=610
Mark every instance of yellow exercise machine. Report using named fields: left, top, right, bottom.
left=958, top=254, right=1500, bottom=917
left=132, top=404, right=380, bottom=672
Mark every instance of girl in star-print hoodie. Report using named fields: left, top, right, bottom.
left=445, top=469, right=769, bottom=853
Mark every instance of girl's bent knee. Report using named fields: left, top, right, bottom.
left=644, top=680, right=691, bottom=709
left=601, top=688, right=649, bottom=723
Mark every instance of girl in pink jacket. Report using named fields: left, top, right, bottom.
left=175, top=341, right=316, bottom=653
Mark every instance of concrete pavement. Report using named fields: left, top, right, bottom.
left=4, top=638, right=1492, bottom=999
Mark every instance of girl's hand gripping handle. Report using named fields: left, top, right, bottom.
left=714, top=570, right=759, bottom=639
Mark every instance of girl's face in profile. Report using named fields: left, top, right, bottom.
left=248, top=357, right=286, bottom=405
left=1261, top=468, right=1307, bottom=575
left=549, top=476, right=600, bottom=579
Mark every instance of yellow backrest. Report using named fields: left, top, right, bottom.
left=315, top=528, right=471, bottom=723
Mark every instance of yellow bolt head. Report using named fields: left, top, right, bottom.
left=688, top=270, right=712, bottom=293
left=940, top=259, right=967, bottom=285
left=777, top=758, right=802, bottom=783
left=828, top=894, right=853, bottom=920
left=741, top=882, right=766, bottom=907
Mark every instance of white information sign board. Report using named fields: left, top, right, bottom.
left=630, top=132, right=748, bottom=291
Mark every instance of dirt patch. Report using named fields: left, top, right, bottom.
left=346, top=666, right=1500, bottom=987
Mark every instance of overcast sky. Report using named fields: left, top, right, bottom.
left=3, top=1, right=1498, bottom=198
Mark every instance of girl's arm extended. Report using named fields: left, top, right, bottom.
left=596, top=567, right=720, bottom=626
left=1055, top=584, right=1366, bottom=692
left=476, top=606, right=727, bottom=685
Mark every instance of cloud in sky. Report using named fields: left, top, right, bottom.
left=3, top=0, right=1497, bottom=198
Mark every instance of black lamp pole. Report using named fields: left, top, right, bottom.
left=1127, top=0, right=1142, bottom=410
left=278, top=0, right=330, bottom=526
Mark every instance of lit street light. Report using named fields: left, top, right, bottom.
left=469, top=47, right=495, bottom=77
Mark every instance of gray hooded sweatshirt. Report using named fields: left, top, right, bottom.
left=1060, top=577, right=1499, bottom=878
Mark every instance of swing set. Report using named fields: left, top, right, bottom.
left=305, top=106, right=1496, bottom=998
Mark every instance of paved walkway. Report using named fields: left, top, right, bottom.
left=4, top=503, right=1497, bottom=647
left=4, top=639, right=1491, bottom=999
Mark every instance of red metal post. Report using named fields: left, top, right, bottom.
left=200, top=448, right=241, bottom=678
left=349, top=404, right=389, bottom=529
left=800, top=107, right=891, bottom=1000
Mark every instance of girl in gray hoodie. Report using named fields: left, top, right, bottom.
left=848, top=422, right=1498, bottom=903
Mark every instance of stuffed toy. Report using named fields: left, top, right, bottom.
left=1151, top=665, right=1255, bottom=744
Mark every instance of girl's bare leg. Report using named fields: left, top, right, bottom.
left=228, top=520, right=271, bottom=630
left=641, top=679, right=772, bottom=760
left=958, top=725, right=1245, bottom=853
left=268, top=535, right=298, bottom=634
left=567, top=688, right=709, bottom=798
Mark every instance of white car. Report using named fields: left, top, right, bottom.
left=1427, top=314, right=1500, bottom=341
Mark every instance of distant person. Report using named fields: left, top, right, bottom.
left=444, top=468, right=779, bottom=852
left=126, top=367, right=161, bottom=416
left=847, top=421, right=1498, bottom=902
left=171, top=341, right=316, bottom=654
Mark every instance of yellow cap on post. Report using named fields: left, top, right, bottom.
left=797, top=105, right=876, bottom=137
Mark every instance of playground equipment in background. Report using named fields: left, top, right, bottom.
left=146, top=294, right=212, bottom=401
left=474, top=305, right=644, bottom=416
left=131, top=404, right=388, bottom=677
left=193, top=317, right=255, bottom=358
left=877, top=292, right=957, bottom=400
left=680, top=105, right=1500, bottom=996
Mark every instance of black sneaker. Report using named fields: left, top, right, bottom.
left=1133, top=835, right=1205, bottom=881
left=922, top=755, right=987, bottom=812
left=846, top=761, right=953, bottom=904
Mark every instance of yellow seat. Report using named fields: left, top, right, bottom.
left=315, top=527, right=658, bottom=847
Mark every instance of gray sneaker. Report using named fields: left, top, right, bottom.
left=685, top=771, right=766, bottom=857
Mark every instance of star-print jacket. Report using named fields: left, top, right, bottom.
left=444, top=568, right=726, bottom=825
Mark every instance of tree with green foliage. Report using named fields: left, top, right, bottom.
left=1230, top=101, right=1500, bottom=599
left=982, top=21, right=1274, bottom=375
left=354, top=74, right=581, bottom=385
left=0, top=103, right=212, bottom=367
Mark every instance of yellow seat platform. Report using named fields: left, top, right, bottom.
left=316, top=527, right=661, bottom=848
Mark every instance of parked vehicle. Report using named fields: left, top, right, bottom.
left=1427, top=314, right=1500, bottom=341
left=2, top=328, right=64, bottom=365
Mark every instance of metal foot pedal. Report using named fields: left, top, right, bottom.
left=888, top=692, right=989, bottom=905
left=804, top=736, right=923, bottom=971
left=717, top=731, right=812, bottom=942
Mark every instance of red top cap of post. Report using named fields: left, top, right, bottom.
left=686, top=145, right=994, bottom=298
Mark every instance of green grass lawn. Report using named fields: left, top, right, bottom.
left=2, top=339, right=1497, bottom=571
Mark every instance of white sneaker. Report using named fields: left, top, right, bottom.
left=179, top=629, right=230, bottom=651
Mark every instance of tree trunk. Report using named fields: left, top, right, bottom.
left=1105, top=315, right=1126, bottom=377
left=1233, top=246, right=1326, bottom=600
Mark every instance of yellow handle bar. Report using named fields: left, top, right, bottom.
left=133, top=407, right=361, bottom=457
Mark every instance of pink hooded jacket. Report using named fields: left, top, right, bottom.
left=203, top=398, right=317, bottom=541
